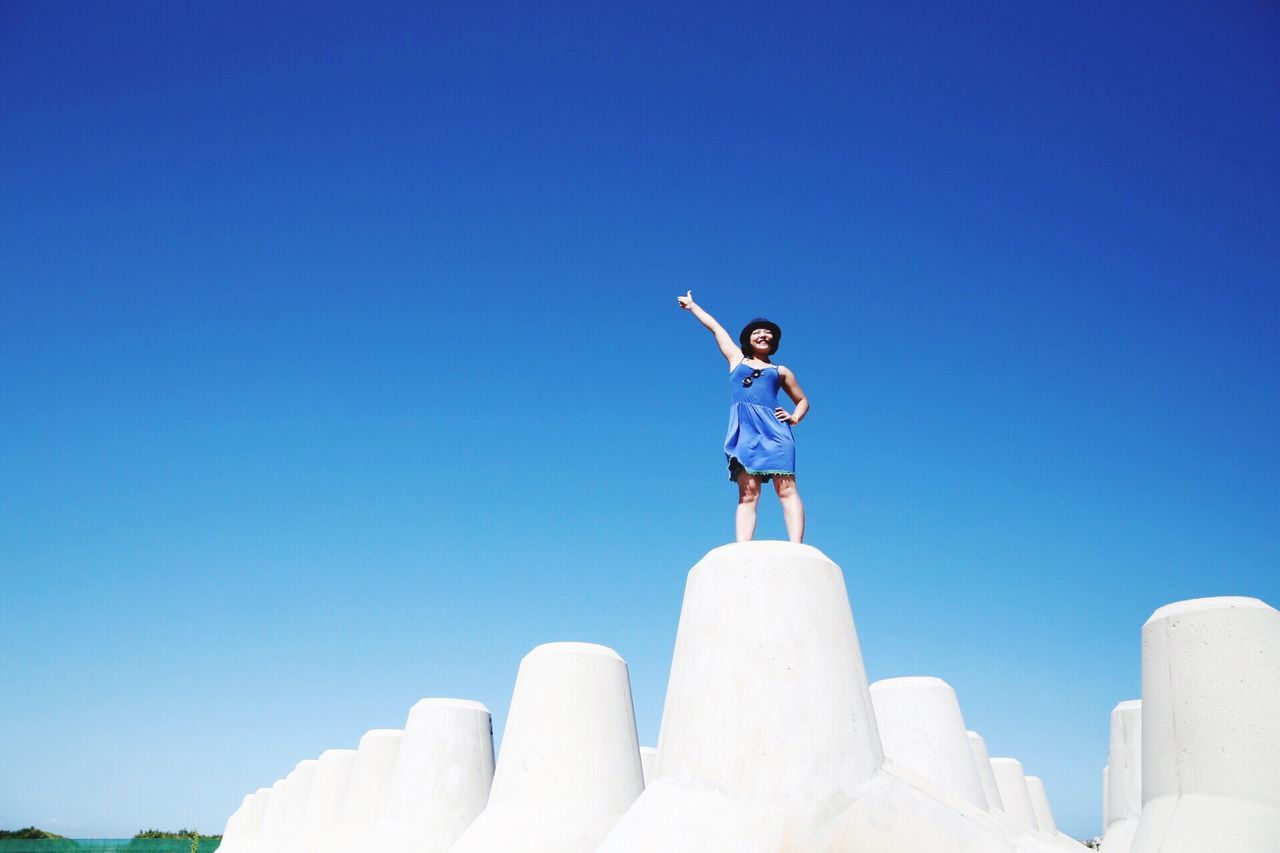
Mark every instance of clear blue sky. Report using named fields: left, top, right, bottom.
left=2, top=0, right=1277, bottom=840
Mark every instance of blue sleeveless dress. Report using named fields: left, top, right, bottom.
left=724, top=361, right=796, bottom=482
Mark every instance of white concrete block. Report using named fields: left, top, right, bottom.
left=1130, top=596, right=1280, bottom=853
left=871, top=677, right=988, bottom=809
left=639, top=747, right=656, bottom=787
left=317, top=728, right=404, bottom=853
left=967, top=731, right=1006, bottom=811
left=1100, top=700, right=1141, bottom=853
left=449, top=642, right=644, bottom=853
left=1026, top=776, right=1058, bottom=834
left=595, top=542, right=1035, bottom=853
left=991, top=757, right=1041, bottom=832
left=366, top=698, right=494, bottom=853
left=289, top=747, right=356, bottom=853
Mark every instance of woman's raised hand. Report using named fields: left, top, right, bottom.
left=677, top=290, right=695, bottom=310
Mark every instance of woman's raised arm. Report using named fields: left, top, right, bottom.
left=678, top=291, right=741, bottom=367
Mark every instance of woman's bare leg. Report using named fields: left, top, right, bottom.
left=774, top=476, right=805, bottom=543
left=736, top=471, right=762, bottom=542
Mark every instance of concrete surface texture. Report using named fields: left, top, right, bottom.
left=1100, top=700, right=1141, bottom=853
left=870, top=676, right=989, bottom=809
left=1026, top=776, right=1058, bottom=834
left=596, top=542, right=1035, bottom=853
left=366, top=698, right=495, bottom=853
left=1129, top=596, right=1280, bottom=853
left=316, top=728, right=404, bottom=853
left=1102, top=767, right=1109, bottom=830
left=967, top=731, right=1006, bottom=811
left=639, top=747, right=656, bottom=787
left=449, top=642, right=644, bottom=853
left=288, top=747, right=356, bottom=853
left=991, top=757, right=1041, bottom=832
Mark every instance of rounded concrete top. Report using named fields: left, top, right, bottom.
left=703, top=540, right=832, bottom=563
left=869, top=675, right=951, bottom=692
left=1112, top=699, right=1142, bottom=713
left=255, top=787, right=272, bottom=795
left=410, top=697, right=491, bottom=713
left=292, top=758, right=320, bottom=772
left=1026, top=774, right=1042, bottom=783
left=966, top=730, right=983, bottom=739
left=361, top=728, right=404, bottom=742
left=990, top=757, right=1025, bottom=769
left=524, top=641, right=623, bottom=661
left=319, top=748, right=357, bottom=760
left=1146, top=595, right=1273, bottom=625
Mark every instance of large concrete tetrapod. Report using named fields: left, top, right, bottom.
left=218, top=787, right=271, bottom=853
left=1129, top=597, right=1280, bottom=853
left=1026, top=776, right=1058, bottom=834
left=1100, top=700, right=1141, bottom=853
left=449, top=642, right=644, bottom=853
left=871, top=676, right=988, bottom=809
left=967, top=731, right=1006, bottom=812
left=318, top=728, right=404, bottom=853
left=366, top=698, right=495, bottom=853
left=992, top=757, right=1041, bottom=832
left=289, top=747, right=356, bottom=853
left=597, top=542, right=1026, bottom=853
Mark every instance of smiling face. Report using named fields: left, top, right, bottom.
left=749, top=327, right=774, bottom=354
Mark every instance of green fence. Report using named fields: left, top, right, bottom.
left=0, top=842, right=220, bottom=853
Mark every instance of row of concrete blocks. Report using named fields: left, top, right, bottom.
left=1098, top=596, right=1280, bottom=853
left=217, top=543, right=1276, bottom=851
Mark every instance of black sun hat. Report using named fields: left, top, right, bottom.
left=739, top=318, right=782, bottom=353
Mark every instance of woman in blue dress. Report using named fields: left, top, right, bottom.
left=678, top=291, right=809, bottom=543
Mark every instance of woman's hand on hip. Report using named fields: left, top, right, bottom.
left=775, top=408, right=798, bottom=425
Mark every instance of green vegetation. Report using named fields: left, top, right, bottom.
left=0, top=832, right=64, bottom=841
left=132, top=832, right=218, bottom=852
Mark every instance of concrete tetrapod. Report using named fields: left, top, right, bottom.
left=871, top=677, right=988, bottom=809
left=1129, top=597, right=1280, bottom=853
left=597, top=541, right=1033, bottom=853
left=991, top=758, right=1041, bottom=832
left=251, top=759, right=318, bottom=853
left=967, top=732, right=1006, bottom=811
left=1026, top=776, right=1088, bottom=850
left=318, top=728, right=404, bottom=853
left=289, top=747, right=357, bottom=853
left=217, top=787, right=271, bottom=853
left=449, top=642, right=644, bottom=853
left=1100, top=701, right=1141, bottom=853
left=1026, top=776, right=1057, bottom=833
left=366, top=698, right=495, bottom=853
